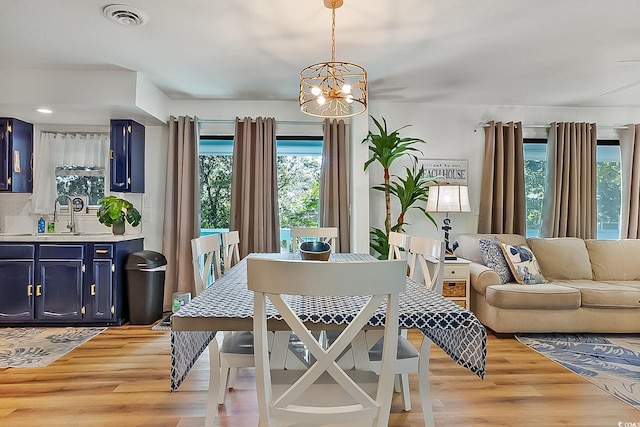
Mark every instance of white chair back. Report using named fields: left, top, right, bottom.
left=387, top=231, right=410, bottom=260
left=290, top=226, right=338, bottom=253
left=408, top=236, right=445, bottom=294
left=190, top=234, right=222, bottom=296
left=221, top=230, right=241, bottom=271
left=249, top=257, right=406, bottom=427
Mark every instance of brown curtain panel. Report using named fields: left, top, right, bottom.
left=619, top=124, right=640, bottom=238
left=478, top=121, right=526, bottom=234
left=230, top=117, right=280, bottom=257
left=162, top=116, right=199, bottom=310
left=320, top=119, right=350, bottom=252
left=540, top=122, right=597, bottom=238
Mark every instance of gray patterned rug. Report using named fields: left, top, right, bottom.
left=0, top=327, right=105, bottom=368
left=516, top=334, right=640, bottom=410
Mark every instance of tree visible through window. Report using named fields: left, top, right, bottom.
left=198, top=136, right=322, bottom=250
left=524, top=139, right=621, bottom=239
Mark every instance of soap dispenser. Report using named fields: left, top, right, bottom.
left=37, top=217, right=46, bottom=233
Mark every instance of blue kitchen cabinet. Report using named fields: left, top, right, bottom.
left=0, top=238, right=144, bottom=326
left=0, top=245, right=36, bottom=321
left=110, top=119, right=145, bottom=193
left=37, top=245, right=84, bottom=321
left=89, top=239, right=143, bottom=322
left=0, top=118, right=33, bottom=193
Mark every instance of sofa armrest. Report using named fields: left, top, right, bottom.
left=469, top=262, right=501, bottom=296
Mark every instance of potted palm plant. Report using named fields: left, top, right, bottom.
left=362, top=116, right=437, bottom=258
left=97, top=195, right=142, bottom=235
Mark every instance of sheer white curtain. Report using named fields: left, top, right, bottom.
left=32, top=132, right=109, bottom=214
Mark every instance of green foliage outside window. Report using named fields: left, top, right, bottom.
left=524, top=143, right=621, bottom=239
left=198, top=154, right=321, bottom=230
left=56, top=167, right=105, bottom=206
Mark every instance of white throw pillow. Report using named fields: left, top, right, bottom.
left=499, top=242, right=545, bottom=285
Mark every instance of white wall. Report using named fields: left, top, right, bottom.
left=365, top=102, right=640, bottom=245
left=3, top=99, right=639, bottom=255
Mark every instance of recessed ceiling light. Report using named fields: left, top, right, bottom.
left=103, top=4, right=147, bottom=26
left=36, top=108, right=53, bottom=114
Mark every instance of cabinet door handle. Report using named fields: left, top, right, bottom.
left=109, top=149, right=113, bottom=159
left=27, top=285, right=33, bottom=296
left=36, top=285, right=41, bottom=296
left=91, top=284, right=96, bottom=296
left=95, top=249, right=108, bottom=254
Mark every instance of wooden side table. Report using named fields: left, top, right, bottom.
left=442, top=258, right=471, bottom=308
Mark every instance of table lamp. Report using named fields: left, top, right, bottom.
left=425, top=184, right=471, bottom=260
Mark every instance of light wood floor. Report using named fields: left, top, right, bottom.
left=1, top=325, right=637, bottom=427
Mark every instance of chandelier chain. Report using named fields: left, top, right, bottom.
left=331, top=3, right=336, bottom=62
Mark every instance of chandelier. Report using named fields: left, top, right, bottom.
left=299, top=0, right=367, bottom=118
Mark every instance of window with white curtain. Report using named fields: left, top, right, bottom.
left=32, top=132, right=109, bottom=213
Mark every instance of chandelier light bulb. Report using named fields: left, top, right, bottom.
left=341, top=84, right=351, bottom=94
left=311, top=86, right=322, bottom=96
left=345, top=94, right=354, bottom=103
left=317, top=95, right=327, bottom=105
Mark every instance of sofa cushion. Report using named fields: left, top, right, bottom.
left=485, top=283, right=581, bottom=309
left=586, top=239, right=640, bottom=281
left=556, top=280, right=640, bottom=308
left=479, top=236, right=514, bottom=284
left=500, top=243, right=546, bottom=285
left=455, top=233, right=527, bottom=265
left=526, top=237, right=592, bottom=280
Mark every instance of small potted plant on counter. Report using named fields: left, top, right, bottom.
left=97, top=195, right=142, bottom=235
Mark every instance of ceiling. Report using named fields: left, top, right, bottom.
left=2, top=0, right=640, bottom=125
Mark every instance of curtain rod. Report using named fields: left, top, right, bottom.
left=480, top=122, right=628, bottom=130
left=197, top=119, right=325, bottom=126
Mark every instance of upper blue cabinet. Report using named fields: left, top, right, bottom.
left=110, top=119, right=145, bottom=193
left=0, top=118, right=33, bottom=193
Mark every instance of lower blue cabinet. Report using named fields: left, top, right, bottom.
left=0, top=250, right=35, bottom=321
left=0, top=239, right=143, bottom=326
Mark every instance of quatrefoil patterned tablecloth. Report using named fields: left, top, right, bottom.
left=170, top=253, right=487, bottom=391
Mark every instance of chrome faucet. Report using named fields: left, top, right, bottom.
left=53, top=199, right=59, bottom=222
left=66, top=196, right=76, bottom=233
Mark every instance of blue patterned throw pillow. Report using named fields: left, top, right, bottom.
left=479, top=237, right=514, bottom=284
left=499, top=242, right=546, bottom=285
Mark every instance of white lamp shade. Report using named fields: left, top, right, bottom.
left=425, top=185, right=471, bottom=213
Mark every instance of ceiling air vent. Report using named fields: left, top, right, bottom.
left=103, top=4, right=147, bottom=26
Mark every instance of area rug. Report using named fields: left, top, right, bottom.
left=151, top=314, right=172, bottom=331
left=516, top=334, right=640, bottom=410
left=0, top=327, right=105, bottom=368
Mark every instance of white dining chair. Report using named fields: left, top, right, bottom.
left=191, top=234, right=255, bottom=405
left=387, top=231, right=410, bottom=261
left=290, top=226, right=338, bottom=252
left=249, top=257, right=406, bottom=427
left=408, top=236, right=445, bottom=295
left=369, top=236, right=445, bottom=412
left=221, top=230, right=240, bottom=272
left=191, top=235, right=222, bottom=296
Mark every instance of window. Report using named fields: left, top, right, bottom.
left=55, top=166, right=105, bottom=206
left=198, top=135, right=323, bottom=251
left=524, top=139, right=621, bottom=239
left=32, top=132, right=109, bottom=213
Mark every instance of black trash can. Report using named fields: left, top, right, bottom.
left=125, top=250, right=167, bottom=325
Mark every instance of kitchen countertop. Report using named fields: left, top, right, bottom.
left=0, top=232, right=145, bottom=242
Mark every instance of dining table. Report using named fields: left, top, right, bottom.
left=170, top=252, right=487, bottom=427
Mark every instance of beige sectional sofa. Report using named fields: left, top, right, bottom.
left=454, top=233, right=640, bottom=334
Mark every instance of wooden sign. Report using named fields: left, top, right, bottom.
left=420, top=159, right=468, bottom=185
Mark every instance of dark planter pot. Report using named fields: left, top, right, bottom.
left=112, top=223, right=126, bottom=235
